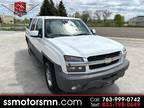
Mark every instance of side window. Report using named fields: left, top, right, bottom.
left=28, top=18, right=32, bottom=29
left=36, top=19, right=43, bottom=37
left=30, top=19, right=37, bottom=31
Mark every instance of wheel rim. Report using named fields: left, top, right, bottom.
left=46, top=68, right=52, bottom=87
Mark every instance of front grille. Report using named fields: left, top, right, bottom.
left=88, top=51, right=120, bottom=61
left=88, top=51, right=121, bottom=70
left=89, top=60, right=119, bottom=69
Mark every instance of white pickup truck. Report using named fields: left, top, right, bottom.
left=25, top=16, right=129, bottom=93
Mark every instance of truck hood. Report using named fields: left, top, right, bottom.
left=47, top=35, right=124, bottom=57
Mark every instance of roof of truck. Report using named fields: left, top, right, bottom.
left=31, top=16, right=80, bottom=20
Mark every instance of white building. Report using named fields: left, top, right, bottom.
left=128, top=16, right=144, bottom=27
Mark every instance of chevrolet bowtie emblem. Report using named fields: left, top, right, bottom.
left=104, top=58, right=113, bottom=64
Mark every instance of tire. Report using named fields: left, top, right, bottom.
left=27, top=42, right=32, bottom=56
left=103, top=80, right=115, bottom=88
left=45, top=62, right=61, bottom=93
left=28, top=48, right=32, bottom=56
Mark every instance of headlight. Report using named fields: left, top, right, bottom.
left=64, top=55, right=84, bottom=62
left=64, top=55, right=86, bottom=72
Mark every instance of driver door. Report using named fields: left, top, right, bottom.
left=28, top=18, right=43, bottom=62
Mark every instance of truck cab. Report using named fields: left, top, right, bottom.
left=26, top=16, right=129, bottom=93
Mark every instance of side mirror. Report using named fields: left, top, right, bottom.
left=91, top=29, right=96, bottom=35
left=29, top=31, right=39, bottom=37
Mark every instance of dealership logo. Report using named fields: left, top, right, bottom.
left=14, top=1, right=27, bottom=17
left=0, top=2, right=40, bottom=17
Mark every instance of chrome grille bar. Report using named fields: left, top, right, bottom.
left=66, top=55, right=121, bottom=67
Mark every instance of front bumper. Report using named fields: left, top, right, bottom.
left=54, top=60, right=129, bottom=92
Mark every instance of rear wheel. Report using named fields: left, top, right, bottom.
left=28, top=48, right=32, bottom=55
left=27, top=42, right=32, bottom=56
left=45, top=62, right=61, bottom=93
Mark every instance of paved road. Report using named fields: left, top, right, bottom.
left=95, top=27, right=144, bottom=39
left=0, top=31, right=144, bottom=94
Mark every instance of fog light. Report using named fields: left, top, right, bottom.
left=69, top=66, right=76, bottom=70
left=66, top=66, right=86, bottom=72
left=78, top=67, right=83, bottom=70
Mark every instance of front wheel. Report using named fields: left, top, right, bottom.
left=45, top=62, right=61, bottom=93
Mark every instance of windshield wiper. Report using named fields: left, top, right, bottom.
left=74, top=33, right=90, bottom=36
left=46, top=34, right=72, bottom=38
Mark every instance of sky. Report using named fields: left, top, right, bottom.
left=0, top=0, right=144, bottom=21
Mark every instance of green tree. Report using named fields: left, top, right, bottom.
left=114, top=14, right=125, bottom=27
left=58, top=0, right=67, bottom=16
left=39, top=0, right=51, bottom=16
left=0, top=17, right=2, bottom=24
left=49, top=0, right=58, bottom=15
left=39, top=0, right=56, bottom=16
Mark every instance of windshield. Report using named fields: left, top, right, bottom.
left=45, top=19, right=91, bottom=38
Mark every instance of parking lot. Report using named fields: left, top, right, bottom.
left=0, top=28, right=144, bottom=94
